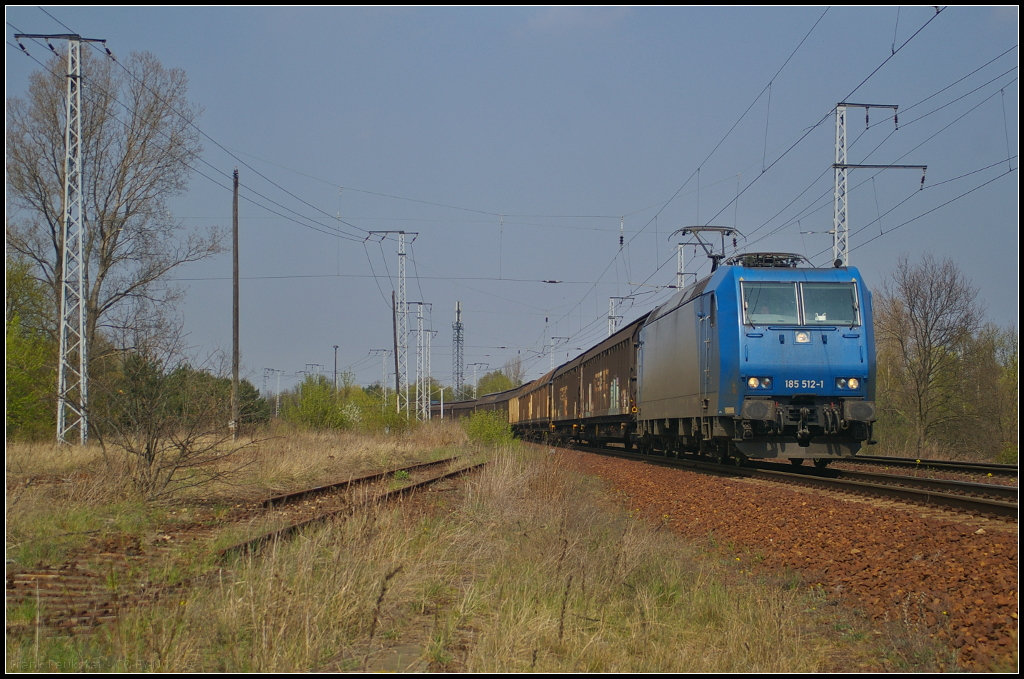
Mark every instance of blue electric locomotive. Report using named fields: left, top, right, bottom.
left=437, top=231, right=877, bottom=467
left=636, top=250, right=876, bottom=465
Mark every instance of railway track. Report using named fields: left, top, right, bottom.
left=219, top=458, right=486, bottom=559
left=838, top=454, right=1018, bottom=478
left=562, top=444, right=1018, bottom=520
left=6, top=456, right=484, bottom=639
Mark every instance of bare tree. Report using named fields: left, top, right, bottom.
left=6, top=49, right=222, bottom=363
left=875, top=254, right=982, bottom=456
left=92, top=324, right=259, bottom=499
left=502, top=355, right=525, bottom=386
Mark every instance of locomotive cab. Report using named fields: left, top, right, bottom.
left=636, top=249, right=876, bottom=463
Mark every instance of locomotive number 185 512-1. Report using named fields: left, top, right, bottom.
left=784, top=379, right=825, bottom=389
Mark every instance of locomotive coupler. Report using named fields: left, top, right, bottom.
left=797, top=407, right=812, bottom=446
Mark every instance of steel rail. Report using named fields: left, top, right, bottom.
left=749, top=467, right=1018, bottom=519
left=751, top=461, right=1019, bottom=501
left=845, top=455, right=1018, bottom=476
left=261, top=455, right=461, bottom=507
left=560, top=444, right=1018, bottom=520
left=219, top=462, right=488, bottom=559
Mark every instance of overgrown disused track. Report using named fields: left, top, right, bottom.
left=218, top=459, right=487, bottom=559
left=5, top=456, right=485, bottom=640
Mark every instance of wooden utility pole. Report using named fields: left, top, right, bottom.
left=231, top=168, right=240, bottom=440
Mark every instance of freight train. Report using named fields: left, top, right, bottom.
left=434, top=242, right=877, bottom=466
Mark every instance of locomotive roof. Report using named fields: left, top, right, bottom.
left=647, top=256, right=863, bottom=324
left=723, top=252, right=811, bottom=268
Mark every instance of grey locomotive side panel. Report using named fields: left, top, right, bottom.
left=639, top=301, right=701, bottom=420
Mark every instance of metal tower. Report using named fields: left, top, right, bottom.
left=677, top=243, right=686, bottom=289
left=398, top=233, right=409, bottom=415
left=416, top=304, right=424, bottom=419
left=368, top=231, right=417, bottom=415
left=832, top=104, right=850, bottom=267
left=832, top=103, right=926, bottom=266
left=607, top=297, right=628, bottom=337
left=58, top=36, right=87, bottom=444
left=452, top=301, right=464, bottom=399
left=412, top=302, right=432, bottom=420
left=425, top=326, right=433, bottom=419
left=15, top=33, right=107, bottom=444
left=468, top=363, right=488, bottom=398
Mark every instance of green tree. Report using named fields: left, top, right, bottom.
left=239, top=379, right=272, bottom=425
left=477, top=370, right=515, bottom=397
left=950, top=324, right=1018, bottom=462
left=5, top=257, right=56, bottom=438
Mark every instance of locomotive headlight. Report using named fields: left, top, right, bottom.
left=747, top=377, right=760, bottom=389
left=835, top=377, right=861, bottom=390
left=746, top=377, right=773, bottom=390
left=795, top=331, right=811, bottom=344
left=847, top=377, right=860, bottom=390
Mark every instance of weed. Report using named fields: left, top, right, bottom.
left=463, top=411, right=514, bottom=446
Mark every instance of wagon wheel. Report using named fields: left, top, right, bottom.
left=813, top=458, right=831, bottom=469
left=789, top=458, right=805, bottom=466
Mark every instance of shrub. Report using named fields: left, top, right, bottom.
left=463, top=410, right=513, bottom=446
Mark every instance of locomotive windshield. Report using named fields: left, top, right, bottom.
left=801, top=282, right=859, bottom=326
left=742, top=281, right=860, bottom=326
left=742, top=282, right=799, bottom=324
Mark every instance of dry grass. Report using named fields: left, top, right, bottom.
left=5, top=422, right=466, bottom=569
left=7, top=427, right=930, bottom=672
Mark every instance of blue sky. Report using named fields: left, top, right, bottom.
left=6, top=7, right=1018, bottom=393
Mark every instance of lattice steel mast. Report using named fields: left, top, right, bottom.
left=452, top=301, right=464, bottom=399
left=411, top=302, right=432, bottom=420
left=17, top=33, right=108, bottom=444
left=368, top=231, right=417, bottom=415
left=832, top=103, right=926, bottom=266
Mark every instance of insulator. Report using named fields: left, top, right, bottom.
left=47, top=42, right=57, bottom=52
left=893, top=113, right=898, bottom=130
left=17, top=41, right=29, bottom=55
left=732, top=237, right=737, bottom=248
left=865, top=109, right=869, bottom=128
left=619, top=235, right=624, bottom=246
